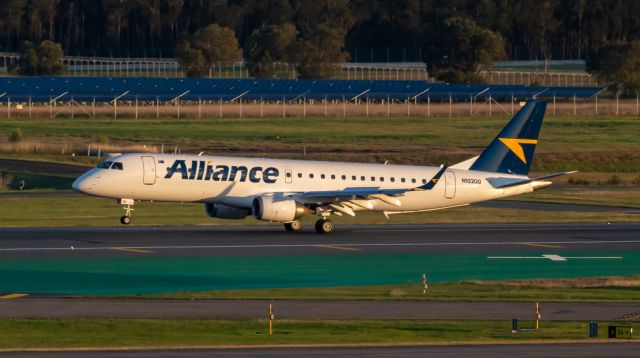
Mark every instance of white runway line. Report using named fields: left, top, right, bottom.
left=0, top=240, right=638, bottom=252
left=487, top=254, right=623, bottom=261
left=357, top=226, right=640, bottom=233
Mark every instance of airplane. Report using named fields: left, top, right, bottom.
left=72, top=100, right=574, bottom=234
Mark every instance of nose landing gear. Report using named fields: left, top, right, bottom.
left=284, top=219, right=303, bottom=232
left=120, top=198, right=134, bottom=225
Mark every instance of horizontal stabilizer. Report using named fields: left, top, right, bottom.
left=491, top=171, right=578, bottom=189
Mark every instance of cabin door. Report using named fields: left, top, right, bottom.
left=142, top=156, right=156, bottom=185
left=444, top=171, right=456, bottom=199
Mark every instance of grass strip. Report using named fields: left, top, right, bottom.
left=0, top=319, right=636, bottom=349
left=135, top=277, right=640, bottom=302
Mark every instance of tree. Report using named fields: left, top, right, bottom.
left=16, top=41, right=38, bottom=75
left=176, top=24, right=242, bottom=78
left=586, top=41, right=640, bottom=95
left=427, top=16, right=505, bottom=83
left=245, top=23, right=296, bottom=78
left=16, top=40, right=65, bottom=75
left=292, top=24, right=350, bottom=79
left=37, top=40, right=65, bottom=74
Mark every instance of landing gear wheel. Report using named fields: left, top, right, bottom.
left=315, top=218, right=334, bottom=234
left=284, top=219, right=303, bottom=232
left=120, top=215, right=131, bottom=225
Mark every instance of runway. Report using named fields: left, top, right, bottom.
left=0, top=222, right=639, bottom=257
left=0, top=223, right=638, bottom=295
left=5, top=343, right=640, bottom=358
left=0, top=299, right=638, bottom=320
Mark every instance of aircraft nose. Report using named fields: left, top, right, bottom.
left=72, top=176, right=95, bottom=194
left=72, top=177, right=85, bottom=192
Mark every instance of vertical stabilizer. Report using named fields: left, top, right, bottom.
left=469, top=100, right=546, bottom=176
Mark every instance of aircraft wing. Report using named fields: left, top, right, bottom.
left=292, top=166, right=449, bottom=216
left=302, top=187, right=406, bottom=198
left=301, top=165, right=447, bottom=199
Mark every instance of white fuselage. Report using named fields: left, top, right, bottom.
left=73, top=153, right=535, bottom=214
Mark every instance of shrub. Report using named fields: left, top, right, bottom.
left=8, top=128, right=23, bottom=142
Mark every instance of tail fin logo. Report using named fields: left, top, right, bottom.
left=498, top=138, right=538, bottom=164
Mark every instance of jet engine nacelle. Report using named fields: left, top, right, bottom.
left=205, top=203, right=250, bottom=219
left=252, top=195, right=312, bottom=222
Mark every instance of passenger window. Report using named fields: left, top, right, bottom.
left=341, top=175, right=346, bottom=180
left=298, top=173, right=302, bottom=178
left=361, top=176, right=365, bottom=181
left=422, top=179, right=427, bottom=184
left=371, top=176, right=375, bottom=181
left=380, top=177, right=385, bottom=182
left=286, top=172, right=292, bottom=178
left=309, top=173, right=314, bottom=179
left=401, top=178, right=406, bottom=183
left=111, top=162, right=123, bottom=170
left=352, top=175, right=356, bottom=180
left=97, top=161, right=112, bottom=169
left=331, top=174, right=336, bottom=179
left=390, top=177, right=395, bottom=182
left=411, top=178, right=416, bottom=183
left=321, top=174, right=326, bottom=179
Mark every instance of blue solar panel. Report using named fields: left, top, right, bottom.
left=0, top=77, right=603, bottom=103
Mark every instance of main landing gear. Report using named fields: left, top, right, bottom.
left=315, top=218, right=334, bottom=234
left=282, top=218, right=335, bottom=234
left=120, top=198, right=134, bottom=225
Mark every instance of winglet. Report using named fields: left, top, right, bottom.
left=414, top=165, right=447, bottom=190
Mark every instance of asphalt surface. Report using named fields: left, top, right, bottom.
left=0, top=222, right=638, bottom=259
left=0, top=159, right=88, bottom=177
left=475, top=200, right=640, bottom=214
left=0, top=222, right=638, bottom=317
left=5, top=343, right=640, bottom=357
left=0, top=299, right=638, bottom=320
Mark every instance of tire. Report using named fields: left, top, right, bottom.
left=315, top=218, right=334, bottom=234
left=284, top=219, right=303, bottom=232
left=120, top=216, right=131, bottom=225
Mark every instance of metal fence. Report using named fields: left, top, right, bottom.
left=479, top=70, right=598, bottom=87
left=0, top=52, right=429, bottom=81
left=0, top=95, right=635, bottom=120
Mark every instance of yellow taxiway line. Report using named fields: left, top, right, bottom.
left=316, top=245, right=361, bottom=252
left=0, top=293, right=29, bottom=299
left=522, top=242, right=565, bottom=249
left=112, top=247, right=154, bottom=254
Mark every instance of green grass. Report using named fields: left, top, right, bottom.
left=1, top=116, right=638, bottom=151
left=1, top=115, right=639, bottom=172
left=138, top=279, right=640, bottom=302
left=0, top=319, right=634, bottom=349
left=0, top=191, right=637, bottom=228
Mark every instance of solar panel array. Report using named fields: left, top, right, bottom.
left=0, top=77, right=603, bottom=103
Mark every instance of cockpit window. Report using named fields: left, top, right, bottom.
left=111, top=162, right=123, bottom=170
left=97, top=161, right=113, bottom=169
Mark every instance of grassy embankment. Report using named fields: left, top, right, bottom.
left=0, top=319, right=636, bottom=350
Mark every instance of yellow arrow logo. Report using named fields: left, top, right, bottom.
left=498, top=138, right=538, bottom=164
